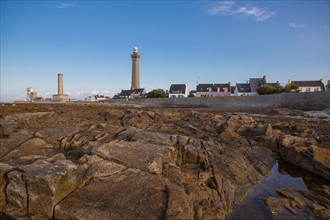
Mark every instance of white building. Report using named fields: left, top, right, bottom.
left=85, top=94, right=110, bottom=102
left=234, top=83, right=252, bottom=96
left=288, top=79, right=325, bottom=92
left=234, top=75, right=267, bottom=96
left=195, top=83, right=231, bottom=97
left=169, top=84, right=188, bottom=98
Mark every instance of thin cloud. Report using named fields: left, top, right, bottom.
left=236, top=6, right=275, bottom=21
left=289, top=22, right=306, bottom=29
left=208, top=1, right=275, bottom=22
left=35, top=90, right=115, bottom=100
left=209, top=1, right=235, bottom=15
left=2, top=90, right=117, bottom=102
left=55, top=1, right=80, bottom=9
left=64, top=90, right=116, bottom=100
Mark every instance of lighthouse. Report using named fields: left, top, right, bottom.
left=131, top=47, right=141, bottom=90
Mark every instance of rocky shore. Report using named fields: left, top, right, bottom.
left=0, top=103, right=329, bottom=219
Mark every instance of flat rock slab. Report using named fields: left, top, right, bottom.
left=35, top=126, right=81, bottom=147
left=0, top=112, right=54, bottom=134
left=84, top=159, right=127, bottom=181
left=92, top=136, right=174, bottom=175
left=92, top=129, right=175, bottom=175
left=3, top=112, right=54, bottom=122
left=0, top=130, right=32, bottom=157
left=55, top=169, right=167, bottom=220
left=117, top=127, right=174, bottom=146
left=5, top=138, right=56, bottom=159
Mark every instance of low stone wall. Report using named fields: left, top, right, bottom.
left=108, top=90, right=330, bottom=111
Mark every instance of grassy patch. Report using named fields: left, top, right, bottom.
left=224, top=208, right=233, bottom=218
left=238, top=191, right=248, bottom=204
left=266, top=205, right=276, bottom=214
left=252, top=174, right=263, bottom=185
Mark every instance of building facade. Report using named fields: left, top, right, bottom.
left=288, top=79, right=325, bottom=92
left=233, top=75, right=267, bottom=96
left=249, top=75, right=267, bottom=96
left=234, top=83, right=252, bottom=96
left=195, top=83, right=231, bottom=97
left=85, top=94, right=110, bottom=102
left=169, top=84, right=188, bottom=98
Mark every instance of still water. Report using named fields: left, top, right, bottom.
left=226, top=159, right=328, bottom=220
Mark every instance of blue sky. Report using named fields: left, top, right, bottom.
left=1, top=0, right=329, bottom=101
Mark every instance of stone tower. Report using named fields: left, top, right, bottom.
left=131, top=47, right=140, bottom=90
left=52, top=72, right=69, bottom=101
left=58, top=73, right=63, bottom=95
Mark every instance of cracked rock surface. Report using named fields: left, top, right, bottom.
left=0, top=103, right=329, bottom=219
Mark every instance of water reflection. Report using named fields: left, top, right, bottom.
left=277, top=159, right=329, bottom=190
left=226, top=159, right=329, bottom=220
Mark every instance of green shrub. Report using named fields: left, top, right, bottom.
left=147, top=89, right=167, bottom=98
left=284, top=83, right=299, bottom=92
left=257, top=85, right=285, bottom=95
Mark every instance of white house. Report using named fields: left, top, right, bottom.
left=85, top=94, right=110, bottom=102
left=234, top=75, right=267, bottom=96
left=169, top=84, right=188, bottom=98
left=288, top=79, right=325, bottom=92
left=234, top=83, right=253, bottom=96
left=195, top=83, right=231, bottom=97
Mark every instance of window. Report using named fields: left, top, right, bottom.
left=306, top=88, right=310, bottom=92
left=314, top=88, right=319, bottom=92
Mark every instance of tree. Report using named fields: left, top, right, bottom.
left=147, top=89, right=167, bottom=98
left=257, top=85, right=285, bottom=95
left=284, top=83, right=299, bottom=93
